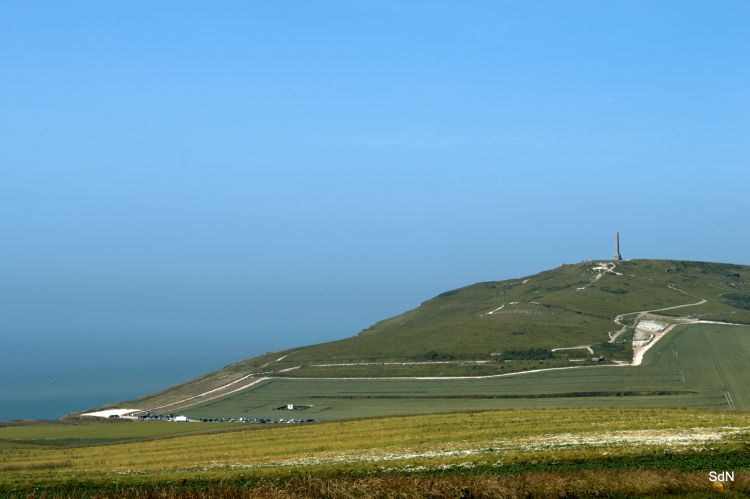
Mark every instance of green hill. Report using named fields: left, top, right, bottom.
left=228, top=259, right=750, bottom=373
left=111, top=259, right=750, bottom=414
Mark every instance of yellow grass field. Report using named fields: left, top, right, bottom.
left=3, top=408, right=750, bottom=497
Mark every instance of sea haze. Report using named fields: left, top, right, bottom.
left=0, top=334, right=253, bottom=421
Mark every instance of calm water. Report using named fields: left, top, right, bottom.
left=0, top=335, right=255, bottom=420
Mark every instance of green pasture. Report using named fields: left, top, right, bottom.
left=0, top=420, right=251, bottom=446
left=276, top=357, right=588, bottom=378
left=180, top=323, right=750, bottom=420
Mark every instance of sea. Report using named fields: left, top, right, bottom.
left=0, top=334, right=255, bottom=421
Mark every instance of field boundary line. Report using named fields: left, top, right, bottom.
left=280, top=364, right=626, bottom=381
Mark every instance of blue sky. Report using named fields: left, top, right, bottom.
left=2, top=1, right=749, bottom=355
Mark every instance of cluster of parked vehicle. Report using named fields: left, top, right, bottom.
left=198, top=417, right=315, bottom=424
left=134, top=412, right=314, bottom=424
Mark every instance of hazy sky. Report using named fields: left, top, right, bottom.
left=2, top=1, right=748, bottom=355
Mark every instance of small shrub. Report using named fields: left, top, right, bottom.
left=500, top=349, right=553, bottom=360
left=722, top=293, right=750, bottom=310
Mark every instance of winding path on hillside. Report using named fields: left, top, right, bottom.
left=607, top=295, right=708, bottom=343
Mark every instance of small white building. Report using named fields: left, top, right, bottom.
left=174, top=415, right=188, bottom=422
left=287, top=404, right=295, bottom=410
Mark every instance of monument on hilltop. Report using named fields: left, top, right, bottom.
left=613, top=231, right=623, bottom=261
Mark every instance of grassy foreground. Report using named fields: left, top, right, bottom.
left=3, top=407, right=750, bottom=497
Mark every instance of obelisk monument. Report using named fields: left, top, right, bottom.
left=613, top=231, right=622, bottom=261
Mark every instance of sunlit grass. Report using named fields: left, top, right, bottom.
left=3, top=407, right=750, bottom=492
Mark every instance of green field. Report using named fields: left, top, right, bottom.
left=176, top=323, right=750, bottom=421
left=3, top=408, right=750, bottom=497
left=0, top=420, right=256, bottom=446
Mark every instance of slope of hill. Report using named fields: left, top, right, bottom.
left=238, top=259, right=749, bottom=369
left=173, top=322, right=750, bottom=420
left=108, top=259, right=750, bottom=415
